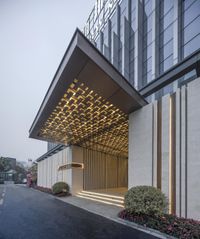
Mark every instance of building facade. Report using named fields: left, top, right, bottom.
left=84, top=0, right=200, bottom=101
left=0, top=157, right=16, bottom=183
left=30, top=0, right=200, bottom=220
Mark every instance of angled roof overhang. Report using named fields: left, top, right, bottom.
left=29, top=29, right=147, bottom=156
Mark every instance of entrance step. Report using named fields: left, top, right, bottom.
left=76, top=190, right=124, bottom=208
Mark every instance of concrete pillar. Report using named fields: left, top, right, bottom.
left=180, top=86, right=187, bottom=218
left=71, top=146, right=84, bottom=194
left=161, top=95, right=170, bottom=202
left=37, top=162, right=40, bottom=186
left=176, top=88, right=181, bottom=217
left=66, top=147, right=72, bottom=191
left=153, top=100, right=158, bottom=187
left=187, top=79, right=200, bottom=220
left=128, top=104, right=154, bottom=188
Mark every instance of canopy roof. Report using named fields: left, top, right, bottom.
left=29, top=29, right=147, bottom=156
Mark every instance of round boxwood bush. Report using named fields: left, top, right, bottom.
left=124, top=186, right=168, bottom=216
left=52, top=182, right=69, bottom=195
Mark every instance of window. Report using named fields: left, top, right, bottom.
left=144, top=0, right=153, bottom=17
left=111, top=12, right=117, bottom=34
left=160, top=24, right=173, bottom=45
left=184, top=0, right=200, bottom=27
left=143, top=70, right=152, bottom=83
left=160, top=39, right=173, bottom=62
left=182, top=0, right=200, bottom=59
left=143, top=43, right=152, bottom=61
left=184, top=34, right=200, bottom=57
left=96, top=36, right=101, bottom=51
left=103, top=24, right=109, bottom=46
left=183, top=0, right=197, bottom=11
left=163, top=0, right=174, bottom=14
left=160, top=55, right=173, bottom=72
left=142, top=0, right=153, bottom=86
left=184, top=15, right=200, bottom=44
left=144, top=30, right=152, bottom=47
left=163, top=8, right=174, bottom=28
left=143, top=57, right=152, bottom=73
left=143, top=14, right=153, bottom=33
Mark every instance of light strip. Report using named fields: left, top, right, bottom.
left=76, top=195, right=124, bottom=208
left=81, top=190, right=124, bottom=200
left=77, top=192, right=124, bottom=203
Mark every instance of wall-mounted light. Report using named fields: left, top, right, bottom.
left=58, top=162, right=84, bottom=171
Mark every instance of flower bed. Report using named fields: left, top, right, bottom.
left=34, top=185, right=53, bottom=194
left=34, top=185, right=71, bottom=197
left=119, top=210, right=200, bottom=238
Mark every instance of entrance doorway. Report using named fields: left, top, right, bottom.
left=83, top=148, right=128, bottom=191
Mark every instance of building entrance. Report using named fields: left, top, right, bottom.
left=83, top=148, right=128, bottom=191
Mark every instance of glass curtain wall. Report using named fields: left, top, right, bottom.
left=103, top=22, right=111, bottom=61
left=142, top=0, right=153, bottom=86
left=92, top=0, right=200, bottom=98
left=111, top=10, right=119, bottom=69
left=129, top=0, right=136, bottom=86
left=182, top=0, right=200, bottom=57
left=159, top=0, right=174, bottom=74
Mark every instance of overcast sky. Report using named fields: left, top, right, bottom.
left=0, top=0, right=94, bottom=162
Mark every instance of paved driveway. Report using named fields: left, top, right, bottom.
left=0, top=185, right=158, bottom=239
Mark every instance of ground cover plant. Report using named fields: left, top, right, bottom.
left=34, top=185, right=52, bottom=194
left=119, top=210, right=200, bottom=238
left=119, top=186, right=200, bottom=238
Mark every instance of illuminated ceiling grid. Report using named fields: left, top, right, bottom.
left=83, top=121, right=128, bottom=156
left=39, top=79, right=128, bottom=156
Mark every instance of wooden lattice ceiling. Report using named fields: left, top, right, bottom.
left=39, top=79, right=128, bottom=156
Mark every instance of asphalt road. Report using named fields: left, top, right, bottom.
left=0, top=185, right=158, bottom=239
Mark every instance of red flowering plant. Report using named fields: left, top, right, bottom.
left=119, top=186, right=200, bottom=238
left=119, top=210, right=200, bottom=238
left=34, top=185, right=53, bottom=194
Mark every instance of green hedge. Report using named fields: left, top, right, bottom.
left=52, top=182, right=70, bottom=195
left=124, top=186, right=168, bottom=216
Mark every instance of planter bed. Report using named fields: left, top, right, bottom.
left=119, top=210, right=200, bottom=239
left=34, top=185, right=71, bottom=197
left=34, top=185, right=53, bottom=194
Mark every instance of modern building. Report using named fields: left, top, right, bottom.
left=0, top=157, right=16, bottom=183
left=29, top=0, right=200, bottom=220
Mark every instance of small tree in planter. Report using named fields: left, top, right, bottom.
left=52, top=182, right=70, bottom=197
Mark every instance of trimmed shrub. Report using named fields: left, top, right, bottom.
left=124, top=186, right=167, bottom=216
left=52, top=182, right=70, bottom=196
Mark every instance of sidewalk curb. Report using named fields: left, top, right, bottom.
left=24, top=186, right=177, bottom=239
left=56, top=196, right=177, bottom=239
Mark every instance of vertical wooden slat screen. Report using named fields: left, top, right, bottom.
left=83, top=148, right=128, bottom=190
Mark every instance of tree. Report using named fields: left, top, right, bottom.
left=15, top=162, right=27, bottom=183
left=29, top=162, right=37, bottom=185
left=0, top=157, right=11, bottom=172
